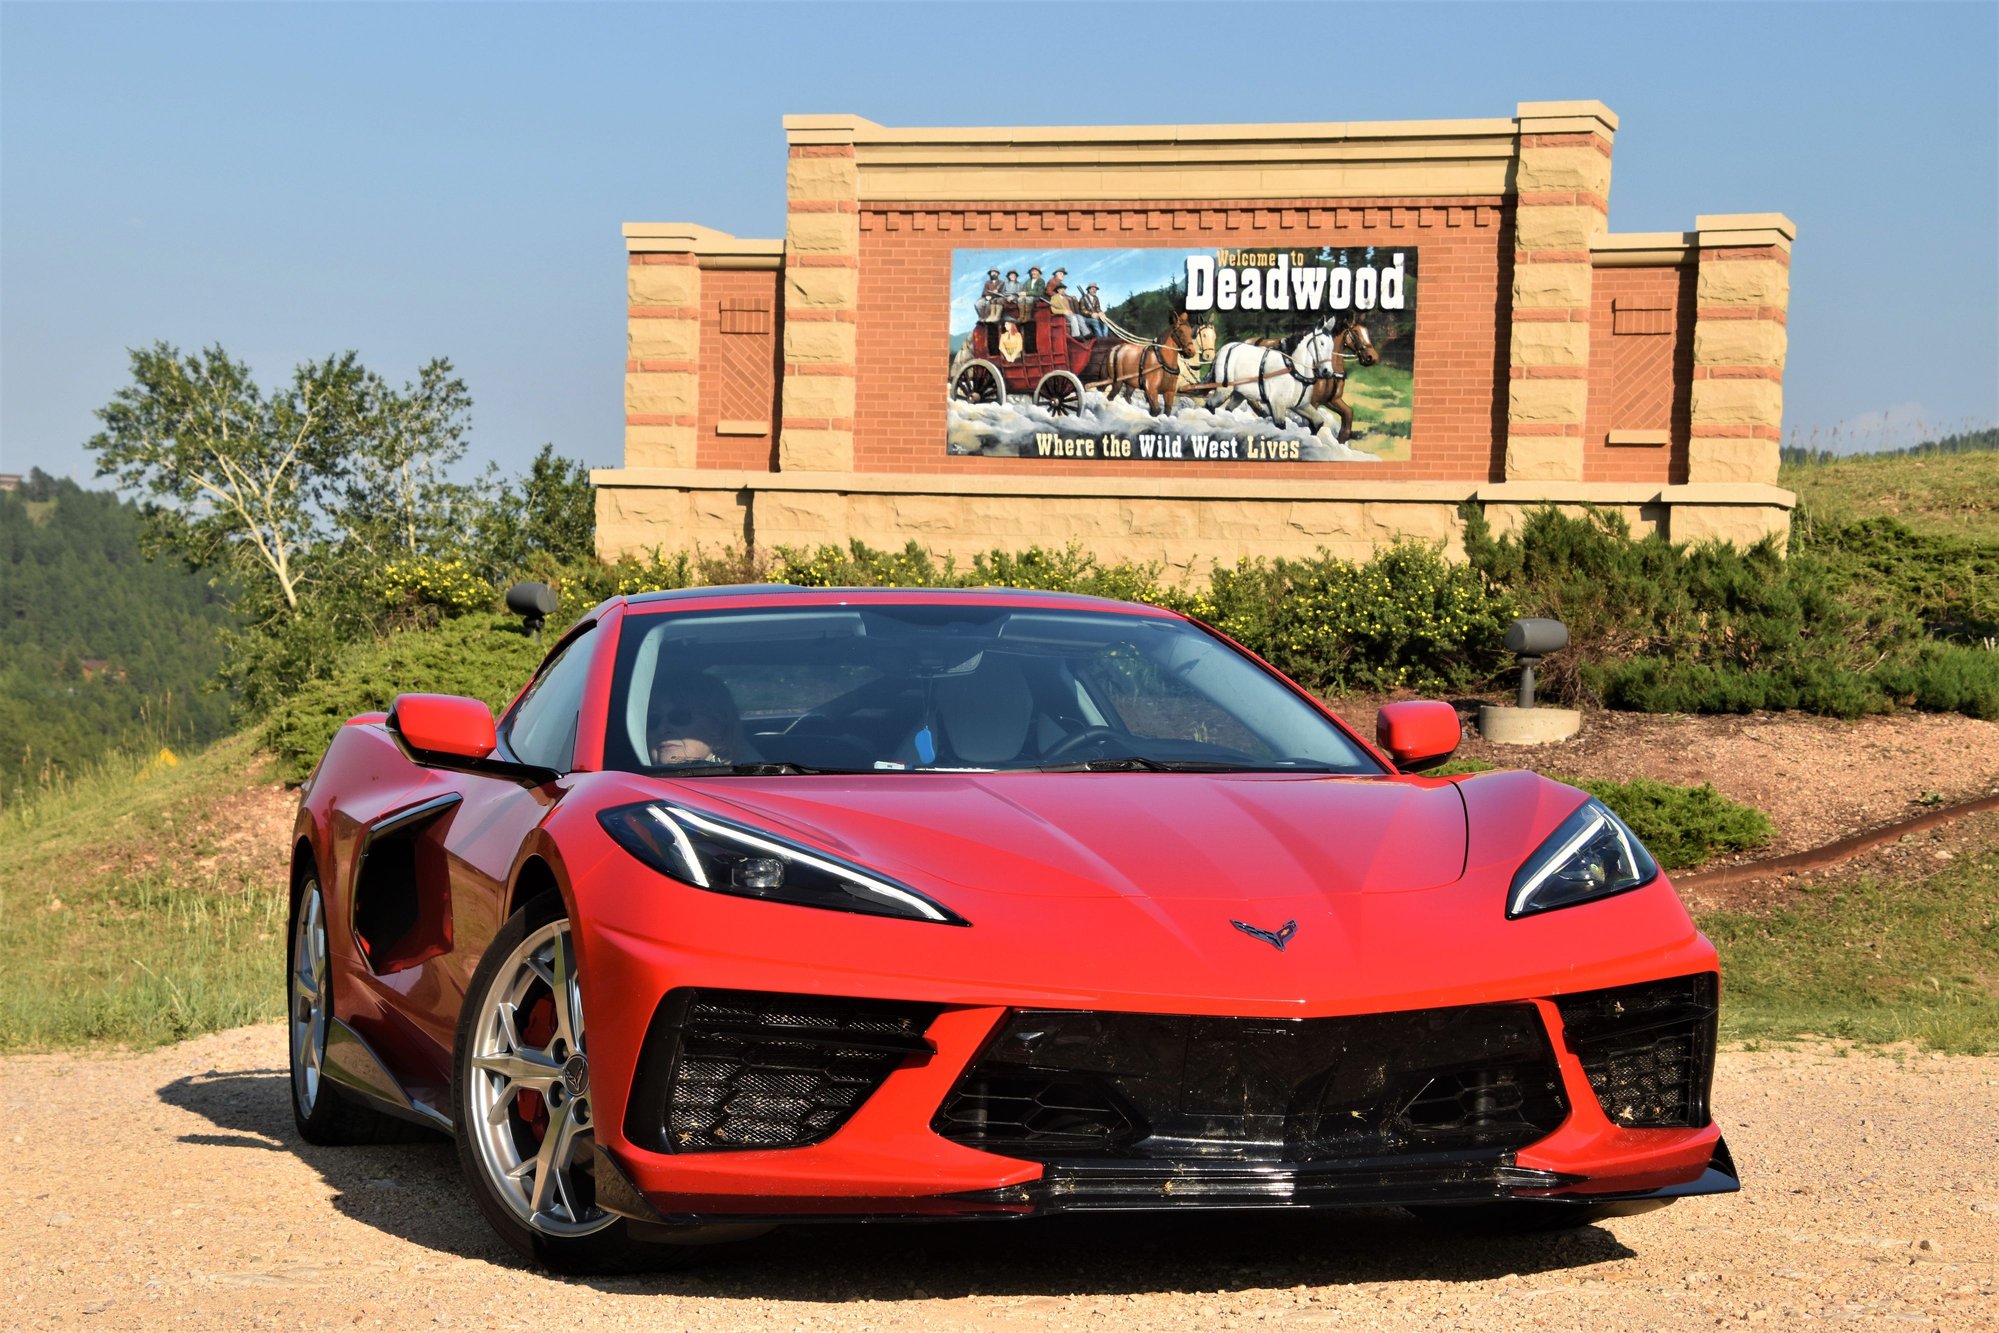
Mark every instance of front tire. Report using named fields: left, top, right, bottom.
left=452, top=892, right=692, bottom=1274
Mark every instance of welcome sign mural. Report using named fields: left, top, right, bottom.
left=945, top=246, right=1416, bottom=462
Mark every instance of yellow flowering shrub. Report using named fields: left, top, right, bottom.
left=374, top=557, right=495, bottom=618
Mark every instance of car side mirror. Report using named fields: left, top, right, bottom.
left=389, top=693, right=497, bottom=764
left=1376, top=701, right=1461, bottom=772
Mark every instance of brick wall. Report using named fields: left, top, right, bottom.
left=696, top=268, right=782, bottom=470
left=850, top=198, right=1513, bottom=483
left=1585, top=264, right=1695, bottom=483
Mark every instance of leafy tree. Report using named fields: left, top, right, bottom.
left=474, top=443, right=598, bottom=579
left=89, top=343, right=366, bottom=613
left=336, top=359, right=477, bottom=561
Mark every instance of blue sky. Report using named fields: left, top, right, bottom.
left=3, top=1, right=1994, bottom=483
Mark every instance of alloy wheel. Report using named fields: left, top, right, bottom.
left=465, top=920, right=613, bottom=1237
left=289, top=884, right=330, bottom=1116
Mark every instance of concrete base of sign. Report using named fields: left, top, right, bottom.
left=1479, top=704, right=1582, bottom=746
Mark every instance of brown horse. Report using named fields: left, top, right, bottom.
left=1103, top=311, right=1201, bottom=416
left=1306, top=314, right=1382, bottom=442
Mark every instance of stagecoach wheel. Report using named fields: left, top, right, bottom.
left=1034, top=370, right=1085, bottom=417
left=950, top=359, right=1007, bottom=407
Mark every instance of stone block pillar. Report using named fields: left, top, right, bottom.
left=779, top=119, right=863, bottom=471
left=1504, top=101, right=1616, bottom=481
left=1688, top=214, right=1795, bottom=484
left=622, top=237, right=702, bottom=469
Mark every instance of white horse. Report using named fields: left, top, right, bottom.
left=1204, top=327, right=1343, bottom=433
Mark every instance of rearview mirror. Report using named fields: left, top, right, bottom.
left=1376, top=701, right=1461, bottom=772
left=389, top=693, right=497, bottom=763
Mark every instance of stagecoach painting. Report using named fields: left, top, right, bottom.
left=950, top=298, right=1096, bottom=416
left=945, top=246, right=1417, bottom=463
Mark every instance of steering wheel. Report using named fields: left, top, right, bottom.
left=1039, top=726, right=1127, bottom=762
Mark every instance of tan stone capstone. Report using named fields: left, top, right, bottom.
left=1690, top=379, right=1784, bottom=428
left=627, top=265, right=700, bottom=308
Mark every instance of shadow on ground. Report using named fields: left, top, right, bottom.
left=158, top=1064, right=1637, bottom=1298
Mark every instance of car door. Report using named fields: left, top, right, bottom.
left=361, top=618, right=607, bottom=1092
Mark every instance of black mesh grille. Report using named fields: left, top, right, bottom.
left=934, top=1004, right=1568, bottom=1163
left=1555, top=974, right=1718, bottom=1128
left=626, top=989, right=940, bottom=1154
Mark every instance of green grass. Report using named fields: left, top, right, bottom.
left=1782, top=449, right=1999, bottom=544
left=1702, top=813, right=1999, bottom=1053
left=0, top=733, right=287, bottom=1050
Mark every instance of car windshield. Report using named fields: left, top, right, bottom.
left=604, top=601, right=1384, bottom=776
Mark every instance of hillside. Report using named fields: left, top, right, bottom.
left=0, top=471, right=236, bottom=795
left=1783, top=446, right=1999, bottom=543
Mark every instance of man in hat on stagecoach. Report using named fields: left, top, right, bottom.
left=976, top=267, right=1004, bottom=352
left=1047, top=267, right=1087, bottom=339
left=1076, top=282, right=1109, bottom=340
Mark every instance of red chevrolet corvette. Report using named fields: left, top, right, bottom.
left=288, top=585, right=1735, bottom=1272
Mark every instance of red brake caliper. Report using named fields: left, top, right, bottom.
left=515, top=991, right=558, bottom=1141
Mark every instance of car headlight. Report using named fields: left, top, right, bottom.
left=597, top=802, right=968, bottom=926
left=1508, top=797, right=1660, bottom=919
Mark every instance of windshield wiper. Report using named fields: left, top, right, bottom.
left=1021, top=756, right=1333, bottom=774
left=657, top=761, right=864, bottom=776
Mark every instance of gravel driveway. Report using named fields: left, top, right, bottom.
left=8, top=1027, right=1994, bottom=1330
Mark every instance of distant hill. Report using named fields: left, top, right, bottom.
left=0, top=471, right=237, bottom=792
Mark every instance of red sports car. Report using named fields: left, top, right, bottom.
left=288, top=586, right=1736, bottom=1272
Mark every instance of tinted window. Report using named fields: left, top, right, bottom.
left=602, top=603, right=1381, bottom=776
left=502, top=625, right=596, bottom=771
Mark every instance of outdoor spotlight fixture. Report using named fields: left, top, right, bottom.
left=1504, top=617, right=1569, bottom=709
left=505, top=582, right=559, bottom=639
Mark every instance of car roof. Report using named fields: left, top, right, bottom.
left=612, top=584, right=1178, bottom=618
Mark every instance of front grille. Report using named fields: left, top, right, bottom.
left=625, top=989, right=940, bottom=1154
left=934, top=1004, right=1568, bottom=1163
left=1555, top=973, right=1718, bottom=1128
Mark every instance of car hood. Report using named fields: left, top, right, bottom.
left=654, top=772, right=1471, bottom=904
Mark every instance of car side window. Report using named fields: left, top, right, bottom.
left=502, top=625, right=596, bottom=772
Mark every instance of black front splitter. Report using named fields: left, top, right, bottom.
left=603, top=1139, right=1739, bottom=1229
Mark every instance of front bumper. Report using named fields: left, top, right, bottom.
left=585, top=975, right=1735, bottom=1225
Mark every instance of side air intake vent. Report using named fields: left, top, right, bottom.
left=625, top=989, right=940, bottom=1154
left=1555, top=973, right=1719, bottom=1128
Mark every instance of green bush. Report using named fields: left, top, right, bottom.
left=1874, top=641, right=1999, bottom=720
left=1173, top=542, right=1514, bottom=696
left=261, top=613, right=545, bottom=782
left=1435, top=763, right=1770, bottom=870
left=1462, top=501, right=1997, bottom=721
left=1574, top=776, right=1774, bottom=871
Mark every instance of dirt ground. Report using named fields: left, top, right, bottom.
left=1343, top=703, right=1999, bottom=863
left=5, top=1026, right=1994, bottom=1330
